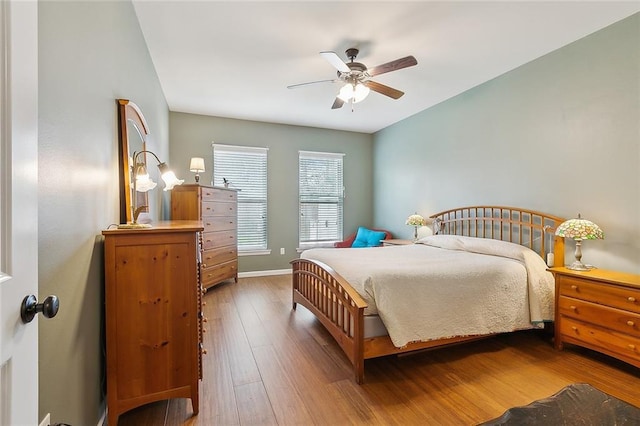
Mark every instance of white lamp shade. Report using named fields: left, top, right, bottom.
left=161, top=170, right=184, bottom=191
left=353, top=83, right=370, bottom=103
left=189, top=157, right=205, bottom=172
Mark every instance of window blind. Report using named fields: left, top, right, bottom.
left=212, top=144, right=268, bottom=251
left=298, top=151, right=344, bottom=245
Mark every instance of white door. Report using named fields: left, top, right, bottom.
left=0, top=1, right=39, bottom=425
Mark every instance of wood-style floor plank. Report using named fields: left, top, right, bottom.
left=116, top=275, right=640, bottom=425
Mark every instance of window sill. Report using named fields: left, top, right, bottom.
left=238, top=249, right=272, bottom=257
left=296, top=242, right=336, bottom=253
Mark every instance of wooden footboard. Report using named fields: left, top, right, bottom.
left=291, top=258, right=367, bottom=383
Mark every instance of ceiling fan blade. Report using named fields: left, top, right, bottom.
left=287, top=79, right=338, bottom=89
left=331, top=97, right=345, bottom=109
left=367, top=55, right=417, bottom=77
left=364, top=81, right=405, bottom=99
left=320, top=51, right=350, bottom=73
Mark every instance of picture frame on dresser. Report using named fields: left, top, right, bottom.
left=171, top=184, right=239, bottom=290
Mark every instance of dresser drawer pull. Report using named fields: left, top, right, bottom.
left=629, top=344, right=637, bottom=351
left=571, top=326, right=578, bottom=331
left=202, top=263, right=207, bottom=268
left=202, top=328, right=207, bottom=333
left=570, top=285, right=578, bottom=290
left=627, top=321, right=635, bottom=327
left=628, top=297, right=637, bottom=303
left=202, top=349, right=208, bottom=355
left=570, top=305, right=577, bottom=311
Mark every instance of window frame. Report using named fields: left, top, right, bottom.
left=212, top=143, right=269, bottom=255
left=298, top=150, right=345, bottom=250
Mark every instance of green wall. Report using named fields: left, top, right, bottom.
left=38, top=1, right=169, bottom=424
left=373, top=13, right=640, bottom=274
left=169, top=112, right=373, bottom=272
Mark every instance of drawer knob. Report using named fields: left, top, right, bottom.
left=571, top=326, right=578, bottom=332
left=203, top=317, right=208, bottom=323
left=202, top=263, right=207, bottom=268
left=202, top=328, right=207, bottom=333
left=628, top=297, right=637, bottom=303
left=629, top=344, right=636, bottom=351
left=570, top=285, right=578, bottom=290
left=202, top=349, right=208, bottom=355
left=627, top=321, right=635, bottom=327
left=570, top=305, right=577, bottom=311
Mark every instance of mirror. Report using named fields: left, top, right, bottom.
left=117, top=99, right=149, bottom=224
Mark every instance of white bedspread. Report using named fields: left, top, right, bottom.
left=300, top=235, right=555, bottom=348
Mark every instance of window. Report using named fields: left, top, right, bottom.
left=212, top=144, right=268, bottom=253
left=298, top=151, right=344, bottom=248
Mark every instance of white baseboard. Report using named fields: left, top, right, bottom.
left=39, top=413, right=50, bottom=426
left=238, top=268, right=291, bottom=278
left=97, top=409, right=106, bottom=426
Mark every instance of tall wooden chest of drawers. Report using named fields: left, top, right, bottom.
left=102, top=222, right=204, bottom=426
left=171, top=184, right=238, bottom=290
left=549, top=267, right=640, bottom=368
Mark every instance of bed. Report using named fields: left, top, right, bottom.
left=291, top=206, right=566, bottom=383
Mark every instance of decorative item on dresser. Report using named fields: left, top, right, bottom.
left=171, top=184, right=238, bottom=290
left=549, top=267, right=640, bottom=369
left=102, top=222, right=205, bottom=426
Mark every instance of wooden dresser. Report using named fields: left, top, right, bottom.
left=102, top=222, right=204, bottom=426
left=549, top=267, right=640, bottom=368
left=171, top=184, right=238, bottom=290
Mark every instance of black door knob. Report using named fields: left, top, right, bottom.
left=20, top=295, right=59, bottom=324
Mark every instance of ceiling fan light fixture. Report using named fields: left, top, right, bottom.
left=337, top=82, right=370, bottom=103
left=353, top=83, right=370, bottom=103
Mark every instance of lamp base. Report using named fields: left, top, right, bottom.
left=566, top=260, right=592, bottom=271
left=117, top=223, right=152, bottom=229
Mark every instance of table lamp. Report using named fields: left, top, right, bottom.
left=555, top=214, right=604, bottom=271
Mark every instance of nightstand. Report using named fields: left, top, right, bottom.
left=548, top=267, right=640, bottom=368
left=382, top=239, right=413, bottom=246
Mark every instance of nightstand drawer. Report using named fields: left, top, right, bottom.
left=559, top=317, right=640, bottom=363
left=558, top=276, right=640, bottom=314
left=558, top=296, right=640, bottom=338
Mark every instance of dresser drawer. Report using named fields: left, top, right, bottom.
left=201, top=187, right=237, bottom=203
left=202, top=216, right=236, bottom=232
left=558, top=276, right=640, bottom=314
left=202, top=201, right=237, bottom=217
left=202, top=245, right=237, bottom=269
left=558, top=295, right=640, bottom=338
left=559, top=317, right=640, bottom=363
left=201, top=260, right=237, bottom=287
left=201, top=230, right=236, bottom=250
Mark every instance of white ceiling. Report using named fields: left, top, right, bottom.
left=132, top=1, right=639, bottom=134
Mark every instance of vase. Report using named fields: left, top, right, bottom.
left=413, top=226, right=418, bottom=242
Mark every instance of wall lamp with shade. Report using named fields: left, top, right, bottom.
left=555, top=214, right=604, bottom=271
left=118, top=150, right=183, bottom=229
left=189, top=157, right=205, bottom=183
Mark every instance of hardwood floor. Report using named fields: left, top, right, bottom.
left=118, top=274, right=640, bottom=425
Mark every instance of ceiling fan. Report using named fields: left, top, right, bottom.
left=288, top=48, right=418, bottom=109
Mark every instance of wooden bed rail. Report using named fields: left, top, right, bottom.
left=291, top=258, right=367, bottom=383
left=430, top=205, right=565, bottom=267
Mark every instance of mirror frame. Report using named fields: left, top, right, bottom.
left=117, top=99, right=150, bottom=224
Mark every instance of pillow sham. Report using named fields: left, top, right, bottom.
left=351, top=227, right=387, bottom=248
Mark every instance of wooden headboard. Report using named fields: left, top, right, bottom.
left=430, top=206, right=565, bottom=267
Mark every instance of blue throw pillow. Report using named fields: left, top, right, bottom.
left=351, top=227, right=387, bottom=248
